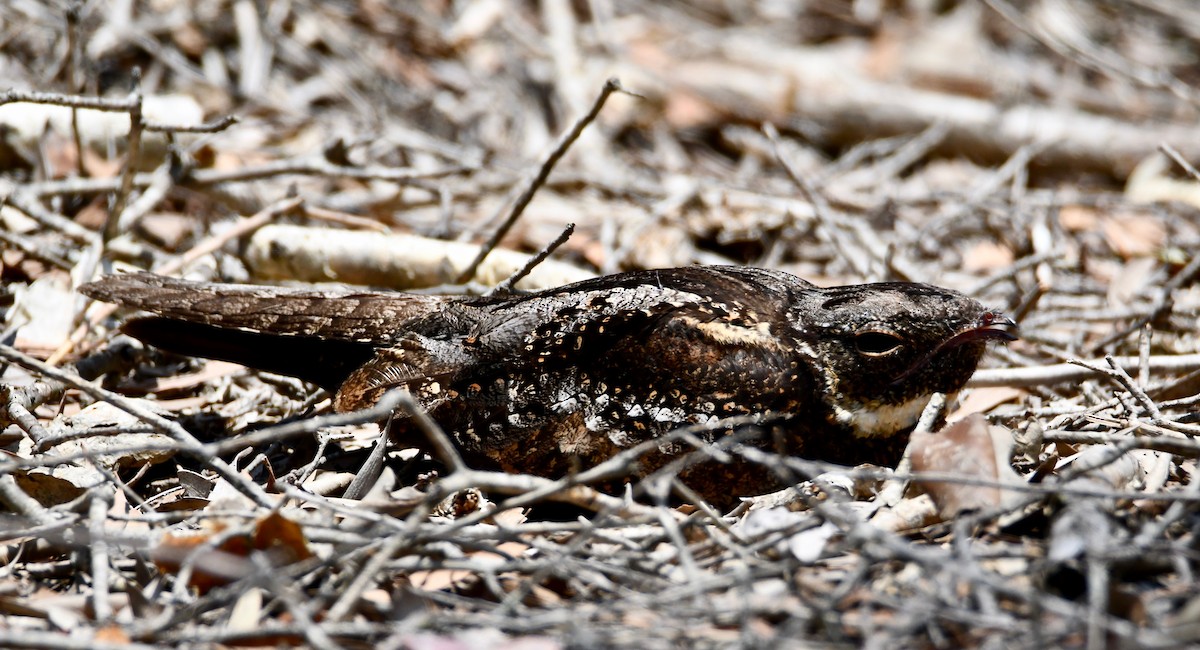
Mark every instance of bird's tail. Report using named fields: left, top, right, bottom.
left=81, top=272, right=455, bottom=392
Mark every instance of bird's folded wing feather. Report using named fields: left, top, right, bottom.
left=80, top=272, right=454, bottom=344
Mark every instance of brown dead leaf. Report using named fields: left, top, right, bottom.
left=1101, top=213, right=1166, bottom=259
left=152, top=512, right=312, bottom=594
left=517, top=579, right=564, bottom=609
left=622, top=609, right=661, bottom=629
left=664, top=91, right=722, bottom=129
left=72, top=196, right=109, bottom=230
left=408, top=565, right=462, bottom=593
left=863, top=26, right=903, bottom=78
left=1058, top=204, right=1099, bottom=232
left=152, top=524, right=246, bottom=594
left=408, top=540, right=529, bottom=594
left=171, top=22, right=208, bottom=57
left=909, top=413, right=1025, bottom=519
left=41, top=134, right=78, bottom=179
left=949, top=386, right=1025, bottom=421
left=94, top=625, right=132, bottom=644
left=1107, top=256, right=1159, bottom=305
left=138, top=212, right=198, bottom=251
left=962, top=240, right=1014, bottom=273
left=13, top=401, right=176, bottom=506
left=253, top=512, right=314, bottom=564
left=0, top=589, right=106, bottom=630
left=152, top=494, right=212, bottom=513
left=11, top=470, right=98, bottom=508
left=81, top=146, right=122, bottom=179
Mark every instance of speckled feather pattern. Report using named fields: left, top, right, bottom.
left=82, top=267, right=1013, bottom=506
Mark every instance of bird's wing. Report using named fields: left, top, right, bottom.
left=330, top=266, right=807, bottom=416
left=468, top=265, right=798, bottom=361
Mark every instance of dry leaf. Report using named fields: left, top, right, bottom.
left=253, top=511, right=314, bottom=565
left=152, top=512, right=312, bottom=593
left=138, top=212, right=198, bottom=251
left=962, top=240, right=1014, bottom=273
left=1101, top=213, right=1166, bottom=259
left=408, top=540, right=529, bottom=593
left=1058, top=204, right=1100, bottom=232
left=13, top=401, right=176, bottom=506
left=490, top=507, right=528, bottom=528
left=226, top=587, right=263, bottom=632
left=41, top=133, right=78, bottom=179
left=1106, top=256, right=1159, bottom=305
left=949, top=386, right=1025, bottom=421
left=152, top=524, right=248, bottom=594
left=72, top=197, right=110, bottom=229
left=909, top=413, right=1025, bottom=519
left=1055, top=445, right=1144, bottom=493
left=94, top=625, right=132, bottom=644
left=10, top=274, right=76, bottom=350
left=118, top=360, right=245, bottom=396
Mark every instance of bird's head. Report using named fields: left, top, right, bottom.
left=790, top=282, right=1017, bottom=437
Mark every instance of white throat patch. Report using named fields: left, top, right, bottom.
left=831, top=392, right=957, bottom=438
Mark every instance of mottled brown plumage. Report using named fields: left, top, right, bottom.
left=81, top=266, right=1016, bottom=506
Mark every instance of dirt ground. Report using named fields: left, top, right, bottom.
left=2, top=1, right=1200, bottom=648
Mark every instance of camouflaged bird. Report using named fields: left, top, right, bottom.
left=81, top=266, right=1016, bottom=506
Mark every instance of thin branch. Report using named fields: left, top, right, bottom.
left=486, top=222, right=575, bottom=297
left=968, top=353, right=1200, bottom=387
left=764, top=122, right=877, bottom=278
left=457, top=77, right=627, bottom=284
left=0, top=88, right=142, bottom=111
left=393, top=389, right=466, bottom=475
left=211, top=387, right=403, bottom=455
left=0, top=342, right=275, bottom=508
left=104, top=83, right=143, bottom=243
left=1159, top=143, right=1200, bottom=181
left=4, top=190, right=99, bottom=244
left=20, top=160, right=469, bottom=201
left=1086, top=236, right=1200, bottom=353
left=144, top=114, right=238, bottom=133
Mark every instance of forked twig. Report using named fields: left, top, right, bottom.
left=457, top=78, right=630, bottom=284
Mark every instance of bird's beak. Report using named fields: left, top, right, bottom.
left=944, top=311, right=1019, bottom=348
left=887, top=311, right=1017, bottom=386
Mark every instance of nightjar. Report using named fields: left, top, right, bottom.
left=82, top=266, right=1016, bottom=506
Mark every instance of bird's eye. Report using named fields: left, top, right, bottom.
left=855, top=330, right=904, bottom=356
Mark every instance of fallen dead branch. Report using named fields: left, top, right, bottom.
left=243, top=224, right=594, bottom=290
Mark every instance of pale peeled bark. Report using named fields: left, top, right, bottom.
left=243, top=225, right=595, bottom=290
